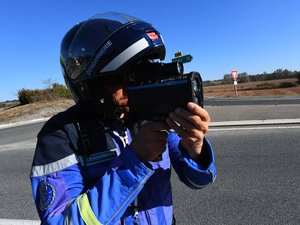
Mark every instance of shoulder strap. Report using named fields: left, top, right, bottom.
left=61, top=104, right=87, bottom=155
left=63, top=122, right=81, bottom=153
left=63, top=104, right=118, bottom=156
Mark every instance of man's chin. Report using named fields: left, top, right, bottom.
left=119, top=106, right=129, bottom=113
left=117, top=106, right=129, bottom=118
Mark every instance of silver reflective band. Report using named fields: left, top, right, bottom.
left=101, top=38, right=149, bottom=72
left=31, top=154, right=78, bottom=177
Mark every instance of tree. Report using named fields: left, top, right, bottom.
left=297, top=72, right=300, bottom=84
left=43, top=78, right=55, bottom=89
left=238, top=72, right=249, bottom=83
left=52, top=83, right=71, bottom=99
left=223, top=74, right=232, bottom=84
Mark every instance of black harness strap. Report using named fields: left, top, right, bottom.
left=62, top=107, right=119, bottom=188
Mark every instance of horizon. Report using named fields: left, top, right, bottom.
left=1, top=68, right=298, bottom=103
left=1, top=0, right=300, bottom=101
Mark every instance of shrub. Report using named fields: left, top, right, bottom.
left=297, top=73, right=300, bottom=84
left=255, top=83, right=275, bottom=90
left=18, top=88, right=34, bottom=105
left=17, top=83, right=71, bottom=105
left=52, top=83, right=71, bottom=99
left=277, top=82, right=296, bottom=88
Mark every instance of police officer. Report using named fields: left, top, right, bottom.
left=30, top=12, right=216, bottom=225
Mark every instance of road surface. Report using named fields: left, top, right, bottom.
left=0, top=99, right=300, bottom=224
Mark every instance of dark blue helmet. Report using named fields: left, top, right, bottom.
left=60, top=12, right=166, bottom=102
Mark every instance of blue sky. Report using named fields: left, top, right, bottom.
left=1, top=0, right=300, bottom=101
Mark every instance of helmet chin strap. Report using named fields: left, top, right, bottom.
left=80, top=97, right=126, bottom=130
left=80, top=81, right=130, bottom=130
left=95, top=93, right=127, bottom=130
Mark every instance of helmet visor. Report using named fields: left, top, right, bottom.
left=66, top=12, right=142, bottom=79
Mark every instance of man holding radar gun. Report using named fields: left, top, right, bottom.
left=30, top=12, right=217, bottom=225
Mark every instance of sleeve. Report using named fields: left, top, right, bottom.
left=167, top=131, right=217, bottom=189
left=30, top=130, right=153, bottom=225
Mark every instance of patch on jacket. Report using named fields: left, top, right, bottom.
left=38, top=180, right=56, bottom=211
left=78, top=148, right=120, bottom=166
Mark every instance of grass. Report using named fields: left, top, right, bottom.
left=0, top=100, right=19, bottom=109
left=1, top=78, right=299, bottom=124
left=0, top=99, right=74, bottom=124
left=204, top=78, right=300, bottom=97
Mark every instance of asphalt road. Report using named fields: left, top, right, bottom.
left=205, top=96, right=300, bottom=106
left=172, top=125, right=300, bottom=225
left=0, top=99, right=300, bottom=224
left=0, top=123, right=42, bottom=220
left=0, top=123, right=299, bottom=224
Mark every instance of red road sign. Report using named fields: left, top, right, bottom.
left=231, top=70, right=238, bottom=81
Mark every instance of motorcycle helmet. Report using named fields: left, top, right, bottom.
left=60, top=12, right=166, bottom=113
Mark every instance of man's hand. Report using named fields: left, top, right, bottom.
left=166, top=102, right=210, bottom=163
left=130, top=121, right=170, bottom=163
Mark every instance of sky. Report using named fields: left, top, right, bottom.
left=1, top=0, right=300, bottom=101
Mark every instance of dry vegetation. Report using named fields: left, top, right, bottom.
left=0, top=99, right=74, bottom=124
left=1, top=79, right=300, bottom=125
left=204, top=78, right=300, bottom=97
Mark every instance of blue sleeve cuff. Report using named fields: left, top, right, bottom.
left=179, top=138, right=214, bottom=169
left=179, top=138, right=217, bottom=187
left=116, top=146, right=154, bottom=187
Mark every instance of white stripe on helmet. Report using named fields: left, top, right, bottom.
left=100, top=38, right=149, bottom=73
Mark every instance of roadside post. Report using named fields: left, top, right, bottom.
left=231, top=70, right=238, bottom=96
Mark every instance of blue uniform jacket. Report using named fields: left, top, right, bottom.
left=30, top=104, right=216, bottom=225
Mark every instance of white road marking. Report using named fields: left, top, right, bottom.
left=209, top=125, right=300, bottom=132
left=0, top=139, right=36, bottom=152
left=0, top=219, right=40, bottom=225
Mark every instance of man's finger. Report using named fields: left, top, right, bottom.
left=186, top=102, right=210, bottom=122
left=146, top=121, right=170, bottom=132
